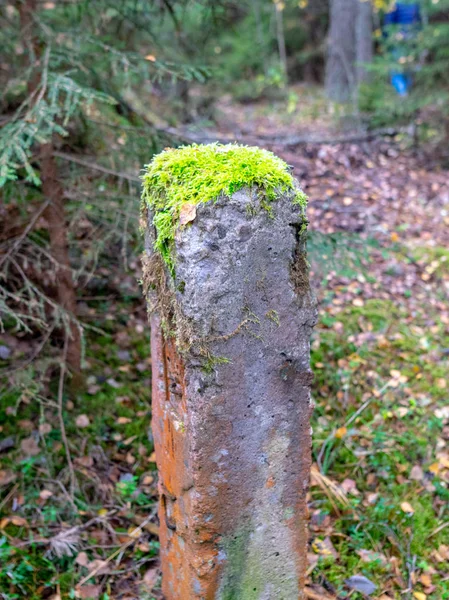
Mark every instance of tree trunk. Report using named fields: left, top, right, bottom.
left=19, top=0, right=82, bottom=378
left=274, top=2, right=288, bottom=82
left=356, top=0, right=373, bottom=84
left=41, top=142, right=82, bottom=375
left=325, top=0, right=357, bottom=102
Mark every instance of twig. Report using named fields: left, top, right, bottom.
left=77, top=513, right=155, bottom=587
left=430, top=521, right=449, bottom=538
left=37, top=477, right=78, bottom=514
left=58, top=333, right=77, bottom=498
left=345, top=380, right=391, bottom=428
left=305, top=587, right=336, bottom=600
left=0, top=325, right=54, bottom=377
left=53, top=151, right=140, bottom=182
left=0, top=200, right=50, bottom=269
left=0, top=484, right=19, bottom=512
left=159, top=126, right=402, bottom=147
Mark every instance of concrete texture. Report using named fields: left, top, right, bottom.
left=146, top=186, right=317, bottom=600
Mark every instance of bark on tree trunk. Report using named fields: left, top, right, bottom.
left=356, top=0, right=374, bottom=84
left=274, top=2, right=288, bottom=82
left=41, top=143, right=82, bottom=375
left=325, top=0, right=357, bottom=102
left=19, top=0, right=82, bottom=378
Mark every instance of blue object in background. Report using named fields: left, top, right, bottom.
left=386, top=3, right=421, bottom=26
left=391, top=72, right=412, bottom=96
left=383, top=2, right=421, bottom=95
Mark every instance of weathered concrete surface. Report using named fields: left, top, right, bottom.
left=146, top=187, right=317, bottom=600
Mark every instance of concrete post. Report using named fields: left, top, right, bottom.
left=142, top=144, right=317, bottom=600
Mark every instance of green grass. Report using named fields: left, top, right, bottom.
left=0, top=299, right=157, bottom=599
left=309, top=253, right=449, bottom=599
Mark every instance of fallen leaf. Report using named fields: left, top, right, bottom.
left=0, top=436, right=15, bottom=452
left=39, top=422, right=52, bottom=435
left=400, top=501, right=415, bottom=514
left=123, top=435, right=137, bottom=446
left=436, top=378, right=447, bottom=389
left=345, top=574, right=376, bottom=595
left=20, top=436, right=40, bottom=456
left=434, top=406, right=449, bottom=421
left=107, top=378, right=121, bottom=389
left=0, top=515, right=28, bottom=529
left=357, top=548, right=387, bottom=565
left=413, top=592, right=427, bottom=600
left=335, top=426, right=347, bottom=439
left=39, top=489, right=53, bottom=500
left=87, top=559, right=109, bottom=575
left=0, top=345, right=11, bottom=359
left=144, top=521, right=160, bottom=536
left=340, top=478, right=359, bottom=495
left=87, top=385, right=100, bottom=395
left=75, top=415, right=90, bottom=428
left=0, top=469, right=16, bottom=486
left=312, top=536, right=338, bottom=558
left=75, top=456, right=93, bottom=467
left=419, top=573, right=432, bottom=587
left=142, top=564, right=160, bottom=591
left=75, top=551, right=89, bottom=567
left=410, top=465, right=424, bottom=481
left=179, top=203, right=197, bottom=226
left=76, top=584, right=101, bottom=599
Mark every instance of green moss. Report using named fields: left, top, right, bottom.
left=141, top=143, right=307, bottom=274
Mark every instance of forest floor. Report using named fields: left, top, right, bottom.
left=1, top=86, right=449, bottom=600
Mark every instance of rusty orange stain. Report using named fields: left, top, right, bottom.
left=265, top=475, right=275, bottom=489
left=150, top=316, right=221, bottom=599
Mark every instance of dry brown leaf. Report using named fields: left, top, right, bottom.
left=76, top=584, right=102, bottom=599
left=87, top=559, right=109, bottom=575
left=0, top=515, right=28, bottom=528
left=410, top=465, right=424, bottom=481
left=20, top=436, right=40, bottom=456
left=39, top=489, right=53, bottom=500
left=75, top=551, right=89, bottom=567
left=142, top=564, right=160, bottom=591
left=75, top=414, right=90, bottom=428
left=179, top=203, right=197, bottom=226
left=419, top=573, right=432, bottom=587
left=39, top=422, right=52, bottom=435
left=356, top=548, right=387, bottom=565
left=144, top=521, right=160, bottom=536
left=0, top=469, right=16, bottom=486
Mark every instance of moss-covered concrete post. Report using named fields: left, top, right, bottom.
left=141, top=144, right=317, bottom=600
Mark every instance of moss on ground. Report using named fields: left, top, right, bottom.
left=141, top=143, right=307, bottom=273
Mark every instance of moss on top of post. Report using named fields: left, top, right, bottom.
left=141, top=143, right=307, bottom=273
